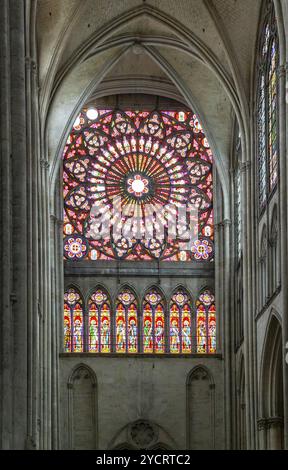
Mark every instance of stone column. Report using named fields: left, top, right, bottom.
left=278, top=63, right=288, bottom=450
left=267, top=417, right=284, bottom=450
left=240, top=157, right=257, bottom=450
left=257, top=419, right=267, bottom=450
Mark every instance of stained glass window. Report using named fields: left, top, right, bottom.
left=64, top=287, right=84, bottom=352
left=88, top=288, right=111, bottom=352
left=64, top=285, right=216, bottom=354
left=169, top=289, right=192, bottom=354
left=116, top=288, right=138, bottom=353
left=196, top=289, right=216, bottom=354
left=143, top=289, right=165, bottom=353
left=63, top=107, right=214, bottom=262
left=257, top=1, right=279, bottom=208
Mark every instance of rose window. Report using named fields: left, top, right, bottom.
left=63, top=108, right=214, bottom=261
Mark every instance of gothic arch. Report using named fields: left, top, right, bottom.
left=259, top=225, right=268, bottom=308
left=269, top=205, right=279, bottom=293
left=108, top=419, right=176, bottom=450
left=43, top=2, right=242, bottom=219
left=186, top=365, right=215, bottom=449
left=170, top=285, right=194, bottom=304
left=85, top=284, right=112, bottom=306
left=142, top=284, right=168, bottom=311
left=116, top=284, right=140, bottom=311
left=259, top=312, right=284, bottom=449
left=67, top=364, right=98, bottom=449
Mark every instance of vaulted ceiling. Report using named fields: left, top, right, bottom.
left=36, top=0, right=262, bottom=195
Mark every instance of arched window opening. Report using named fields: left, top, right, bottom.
left=143, top=289, right=165, bottom=354
left=88, top=288, right=111, bottom=353
left=64, top=288, right=84, bottom=352
left=196, top=289, right=216, bottom=354
left=257, top=1, right=279, bottom=209
left=260, top=227, right=268, bottom=308
left=169, top=289, right=192, bottom=354
left=116, top=288, right=138, bottom=353
left=270, top=209, right=278, bottom=294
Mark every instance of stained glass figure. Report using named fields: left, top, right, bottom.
left=63, top=108, right=214, bottom=261
left=116, top=289, right=138, bottom=353
left=143, top=289, right=165, bottom=354
left=88, top=288, right=111, bottom=353
left=196, top=289, right=216, bottom=354
left=169, top=289, right=192, bottom=353
left=64, top=287, right=83, bottom=352
left=257, top=1, right=279, bottom=208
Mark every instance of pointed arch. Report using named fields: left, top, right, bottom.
left=259, top=225, right=268, bottom=308
left=68, top=364, right=97, bottom=449
left=269, top=205, right=278, bottom=293
left=169, top=286, right=193, bottom=354
left=64, top=286, right=84, bottom=352
left=88, top=286, right=112, bottom=353
left=142, top=286, right=166, bottom=354
left=116, top=285, right=139, bottom=354
left=255, top=0, right=279, bottom=208
left=196, top=287, right=216, bottom=354
left=259, top=312, right=284, bottom=449
left=186, top=366, right=215, bottom=449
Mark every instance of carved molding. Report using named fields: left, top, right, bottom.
left=239, top=161, right=251, bottom=173
left=40, top=159, right=50, bottom=170
left=50, top=214, right=63, bottom=227
left=129, top=421, right=158, bottom=448
left=215, top=219, right=232, bottom=231
left=257, top=416, right=284, bottom=430
left=25, top=56, right=37, bottom=74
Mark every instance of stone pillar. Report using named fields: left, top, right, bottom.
left=0, top=0, right=42, bottom=449
left=267, top=417, right=284, bottom=450
left=278, top=63, right=288, bottom=450
left=257, top=419, right=267, bottom=450
left=215, top=216, right=232, bottom=449
left=240, top=157, right=257, bottom=450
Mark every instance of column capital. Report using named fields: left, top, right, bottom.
left=266, top=416, right=284, bottom=429
left=25, top=56, right=37, bottom=74
left=257, top=418, right=267, bottom=430
left=40, top=159, right=50, bottom=170
left=257, top=416, right=284, bottom=430
left=50, top=214, right=63, bottom=227
left=239, top=161, right=251, bottom=173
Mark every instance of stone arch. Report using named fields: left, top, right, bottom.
left=186, top=365, right=215, bottom=449
left=67, top=364, right=98, bottom=450
left=85, top=283, right=112, bottom=307
left=108, top=419, right=176, bottom=450
left=269, top=205, right=278, bottom=293
left=259, top=225, right=268, bottom=308
left=116, top=283, right=140, bottom=312
left=170, top=284, right=194, bottom=304
left=258, top=312, right=284, bottom=449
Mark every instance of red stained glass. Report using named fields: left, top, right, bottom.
left=196, top=289, right=216, bottom=354
left=63, top=108, right=214, bottom=261
left=64, top=288, right=84, bottom=352
left=170, top=289, right=192, bottom=353
left=143, top=289, right=165, bottom=354
left=88, top=289, right=111, bottom=353
left=116, top=289, right=138, bottom=353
